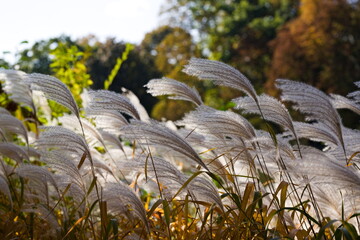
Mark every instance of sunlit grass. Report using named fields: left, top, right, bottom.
left=0, top=60, right=360, bottom=239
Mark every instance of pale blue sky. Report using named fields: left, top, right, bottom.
left=1, top=0, right=165, bottom=62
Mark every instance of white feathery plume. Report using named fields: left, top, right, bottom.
left=86, top=108, right=128, bottom=135
left=313, top=185, right=360, bottom=222
left=89, top=149, right=112, bottom=170
left=15, top=164, right=59, bottom=195
left=26, top=146, right=41, bottom=158
left=0, top=107, right=10, bottom=115
left=120, top=120, right=209, bottom=171
left=276, top=79, right=345, bottom=156
left=189, top=176, right=224, bottom=210
left=88, top=90, right=140, bottom=120
left=178, top=105, right=256, bottom=141
left=183, top=58, right=258, bottom=101
left=145, top=77, right=203, bottom=106
left=99, top=130, right=125, bottom=153
left=288, top=147, right=360, bottom=191
left=59, top=115, right=107, bottom=148
left=118, top=154, right=224, bottom=210
left=25, top=73, right=80, bottom=118
left=0, top=69, right=35, bottom=112
left=36, top=126, right=90, bottom=163
left=117, top=155, right=188, bottom=197
left=234, top=94, right=296, bottom=137
left=250, top=134, right=296, bottom=161
left=40, top=151, right=86, bottom=198
left=331, top=94, right=360, bottom=115
left=0, top=142, right=29, bottom=163
left=291, top=121, right=339, bottom=147
left=103, top=182, right=149, bottom=231
left=121, top=87, right=150, bottom=121
left=177, top=128, right=206, bottom=146
left=0, top=114, right=28, bottom=144
left=328, top=127, right=360, bottom=164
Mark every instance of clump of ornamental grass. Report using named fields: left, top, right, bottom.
left=0, top=60, right=360, bottom=240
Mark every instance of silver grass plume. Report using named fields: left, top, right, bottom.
left=120, top=120, right=209, bottom=171
left=0, top=114, right=28, bottom=144
left=329, top=128, right=360, bottom=164
left=276, top=79, right=346, bottom=158
left=119, top=154, right=224, bottom=211
left=145, top=77, right=203, bottom=106
left=183, top=58, right=258, bottom=101
left=88, top=90, right=140, bottom=120
left=60, top=115, right=107, bottom=148
left=118, top=155, right=188, bottom=198
left=99, top=130, right=125, bottom=153
left=189, top=176, right=224, bottom=211
left=314, top=186, right=359, bottom=222
left=331, top=94, right=360, bottom=115
left=234, top=94, right=297, bottom=138
left=0, top=107, right=11, bottom=115
left=288, top=147, right=360, bottom=191
left=36, top=126, right=91, bottom=163
left=178, top=105, right=256, bottom=141
left=0, top=142, right=29, bottom=163
left=86, top=108, right=128, bottom=135
left=40, top=151, right=86, bottom=199
left=103, top=182, right=149, bottom=232
left=25, top=73, right=80, bottom=118
left=290, top=121, right=339, bottom=147
left=0, top=69, right=35, bottom=112
left=15, top=164, right=59, bottom=198
left=250, top=134, right=296, bottom=161
left=121, top=87, right=150, bottom=121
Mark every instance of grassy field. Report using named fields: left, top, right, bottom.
left=0, top=58, right=359, bottom=239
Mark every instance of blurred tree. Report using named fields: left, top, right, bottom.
left=0, top=58, right=9, bottom=69
left=103, top=43, right=134, bottom=90
left=16, top=35, right=76, bottom=74
left=0, top=59, right=13, bottom=112
left=140, top=26, right=202, bottom=120
left=50, top=42, right=93, bottom=117
left=267, top=0, right=360, bottom=96
left=85, top=38, right=161, bottom=113
left=164, top=0, right=299, bottom=89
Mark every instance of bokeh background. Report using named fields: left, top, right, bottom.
left=1, top=0, right=360, bottom=126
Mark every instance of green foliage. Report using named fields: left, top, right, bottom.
left=104, top=43, right=134, bottom=90
left=17, top=35, right=75, bottom=74
left=165, top=0, right=299, bottom=86
left=49, top=42, right=93, bottom=117
left=86, top=38, right=161, bottom=112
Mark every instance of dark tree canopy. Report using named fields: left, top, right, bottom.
left=267, top=0, right=360, bottom=96
left=164, top=0, right=300, bottom=88
left=140, top=26, right=202, bottom=120
left=86, top=38, right=162, bottom=112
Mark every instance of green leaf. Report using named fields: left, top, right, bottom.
left=104, top=43, right=134, bottom=90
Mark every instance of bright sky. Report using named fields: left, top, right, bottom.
left=1, top=0, right=165, bottom=63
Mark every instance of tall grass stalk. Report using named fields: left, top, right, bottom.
left=0, top=61, right=359, bottom=239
